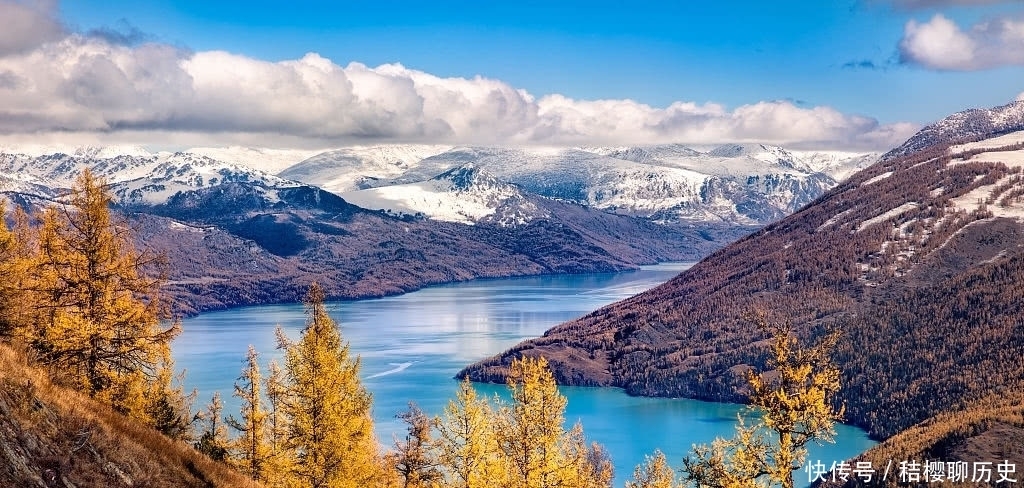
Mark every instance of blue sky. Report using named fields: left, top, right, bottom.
left=0, top=0, right=1022, bottom=150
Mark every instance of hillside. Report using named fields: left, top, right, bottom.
left=0, top=343, right=254, bottom=488
left=817, top=391, right=1024, bottom=487
left=461, top=102, right=1024, bottom=444
left=0, top=147, right=752, bottom=316
left=122, top=183, right=748, bottom=315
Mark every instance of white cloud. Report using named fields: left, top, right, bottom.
left=0, top=32, right=916, bottom=151
left=900, top=13, right=1024, bottom=70
left=0, top=0, right=64, bottom=56
left=1017, top=92, right=1024, bottom=101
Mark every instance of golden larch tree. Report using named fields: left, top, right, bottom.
left=27, top=169, right=180, bottom=419
left=494, top=355, right=613, bottom=488
left=278, top=282, right=381, bottom=488
left=626, top=450, right=677, bottom=488
left=228, top=345, right=272, bottom=482
left=195, top=391, right=230, bottom=462
left=436, top=377, right=501, bottom=488
left=682, top=317, right=844, bottom=488
left=0, top=201, right=33, bottom=337
left=264, top=356, right=293, bottom=487
left=391, top=402, right=443, bottom=488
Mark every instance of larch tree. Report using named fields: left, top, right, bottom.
left=278, top=282, right=381, bottom=488
left=146, top=350, right=195, bottom=440
left=391, top=402, right=443, bottom=488
left=682, top=317, right=844, bottom=488
left=264, top=356, right=293, bottom=487
left=0, top=201, right=33, bottom=338
left=494, top=355, right=612, bottom=488
left=626, top=450, right=676, bottom=488
left=436, top=377, right=500, bottom=488
left=228, top=345, right=271, bottom=482
left=27, top=169, right=180, bottom=418
left=195, top=391, right=230, bottom=462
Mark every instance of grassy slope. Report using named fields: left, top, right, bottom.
left=0, top=343, right=255, bottom=488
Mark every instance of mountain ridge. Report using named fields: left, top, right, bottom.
left=459, top=102, right=1024, bottom=451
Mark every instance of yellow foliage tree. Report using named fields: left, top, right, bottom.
left=391, top=402, right=443, bottom=488
left=278, top=282, right=382, bottom=488
left=682, top=318, right=844, bottom=488
left=494, top=356, right=613, bottom=488
left=196, top=391, right=230, bottom=462
left=436, top=377, right=501, bottom=488
left=264, top=357, right=294, bottom=486
left=228, top=345, right=272, bottom=482
left=627, top=450, right=677, bottom=488
left=26, top=169, right=180, bottom=419
left=0, top=201, right=33, bottom=337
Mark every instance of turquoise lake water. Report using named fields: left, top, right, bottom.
left=174, top=263, right=875, bottom=486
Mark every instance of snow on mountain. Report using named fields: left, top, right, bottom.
left=0, top=148, right=305, bottom=207
left=0, top=142, right=874, bottom=227
left=277, top=144, right=453, bottom=193
left=340, top=163, right=545, bottom=226
left=882, top=100, right=1024, bottom=162
left=111, top=153, right=302, bottom=206
left=790, top=151, right=880, bottom=182
left=0, top=152, right=160, bottom=188
left=0, top=144, right=153, bottom=159
left=186, top=146, right=323, bottom=174
left=378, top=145, right=839, bottom=224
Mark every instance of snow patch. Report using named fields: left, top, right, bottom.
left=857, top=203, right=919, bottom=232
left=861, top=171, right=894, bottom=186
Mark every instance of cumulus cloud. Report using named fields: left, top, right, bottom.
left=0, top=31, right=915, bottom=151
left=0, top=0, right=65, bottom=56
left=900, top=13, right=1024, bottom=70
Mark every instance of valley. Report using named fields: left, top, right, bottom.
left=0, top=142, right=863, bottom=315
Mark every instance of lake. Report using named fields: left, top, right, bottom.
left=174, top=263, right=876, bottom=486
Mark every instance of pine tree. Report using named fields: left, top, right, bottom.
left=278, top=282, right=380, bottom=488
left=682, top=317, right=844, bottom=488
left=27, top=169, right=179, bottom=418
left=227, top=345, right=271, bottom=482
left=195, top=391, right=230, bottom=462
left=436, top=377, right=500, bottom=488
left=391, top=402, right=442, bottom=488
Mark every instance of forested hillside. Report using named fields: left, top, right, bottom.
left=462, top=103, right=1024, bottom=448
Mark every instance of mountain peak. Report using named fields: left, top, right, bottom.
left=882, top=100, right=1024, bottom=162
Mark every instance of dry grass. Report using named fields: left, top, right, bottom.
left=0, top=342, right=259, bottom=487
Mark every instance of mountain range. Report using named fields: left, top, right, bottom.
left=0, top=141, right=872, bottom=314
left=461, top=100, right=1024, bottom=473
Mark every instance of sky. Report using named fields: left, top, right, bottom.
left=0, top=0, right=1023, bottom=151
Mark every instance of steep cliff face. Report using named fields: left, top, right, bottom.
left=0, top=344, right=253, bottom=488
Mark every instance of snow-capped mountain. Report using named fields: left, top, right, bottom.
left=111, top=153, right=303, bottom=206
left=277, top=144, right=453, bottom=193
left=340, top=163, right=547, bottom=226
left=186, top=146, right=323, bottom=174
left=292, top=144, right=875, bottom=225
left=0, top=141, right=877, bottom=227
left=881, top=100, right=1024, bottom=162
left=0, top=149, right=305, bottom=208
